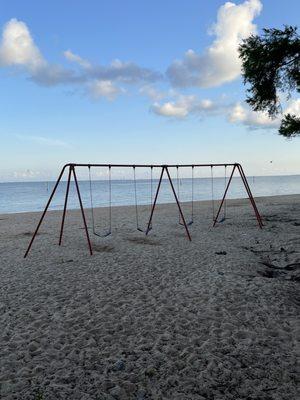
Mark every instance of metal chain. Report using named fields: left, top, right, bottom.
left=211, top=166, right=215, bottom=221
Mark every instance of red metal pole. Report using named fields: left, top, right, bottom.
left=237, top=164, right=263, bottom=228
left=68, top=163, right=237, bottom=168
left=146, top=166, right=165, bottom=235
left=165, top=167, right=192, bottom=241
left=238, top=165, right=262, bottom=227
left=59, top=166, right=72, bottom=245
left=24, top=165, right=67, bottom=258
left=72, top=166, right=93, bottom=255
left=213, top=165, right=236, bottom=227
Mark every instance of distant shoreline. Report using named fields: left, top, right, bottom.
left=1, top=173, right=300, bottom=184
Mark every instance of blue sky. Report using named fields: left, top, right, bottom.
left=0, top=0, right=299, bottom=181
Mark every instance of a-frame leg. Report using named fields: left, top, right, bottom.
left=213, top=163, right=263, bottom=229
left=145, top=166, right=192, bottom=241
left=59, top=166, right=72, bottom=245
left=72, top=167, right=93, bottom=255
left=24, top=165, right=67, bottom=258
left=146, top=166, right=165, bottom=234
left=213, top=165, right=236, bottom=227
left=165, top=167, right=191, bottom=241
left=237, top=164, right=263, bottom=228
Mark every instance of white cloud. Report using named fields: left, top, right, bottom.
left=0, top=18, right=161, bottom=97
left=284, top=98, right=300, bottom=117
left=153, top=96, right=300, bottom=126
left=152, top=99, right=191, bottom=118
left=228, top=99, right=300, bottom=129
left=0, top=18, right=46, bottom=71
left=167, top=0, right=262, bottom=88
left=139, top=85, right=167, bottom=101
left=139, top=85, right=177, bottom=101
left=64, top=49, right=91, bottom=68
left=88, top=59, right=161, bottom=84
left=228, top=103, right=280, bottom=128
left=0, top=18, right=78, bottom=86
left=13, top=169, right=41, bottom=179
left=16, top=134, right=70, bottom=148
left=0, top=4, right=264, bottom=108
left=88, top=79, right=123, bottom=100
left=151, top=95, right=219, bottom=118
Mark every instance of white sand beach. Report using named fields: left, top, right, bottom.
left=0, top=195, right=299, bottom=399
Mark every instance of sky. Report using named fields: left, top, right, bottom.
left=0, top=0, right=299, bottom=181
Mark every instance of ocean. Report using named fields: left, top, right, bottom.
left=0, top=175, right=299, bottom=214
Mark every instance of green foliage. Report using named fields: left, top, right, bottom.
left=239, top=25, right=300, bottom=137
left=279, top=113, right=300, bottom=138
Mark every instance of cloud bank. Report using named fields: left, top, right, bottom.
left=227, top=99, right=300, bottom=129
left=228, top=103, right=279, bottom=128
left=0, top=1, right=263, bottom=96
left=0, top=19, right=161, bottom=99
left=152, top=95, right=299, bottom=131
left=151, top=95, right=219, bottom=118
left=2, top=0, right=294, bottom=132
left=167, top=0, right=262, bottom=88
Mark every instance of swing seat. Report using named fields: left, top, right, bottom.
left=176, top=166, right=194, bottom=228
left=133, top=166, right=154, bottom=234
left=179, top=220, right=193, bottom=227
left=89, top=166, right=112, bottom=238
left=94, top=230, right=112, bottom=238
left=138, top=225, right=152, bottom=233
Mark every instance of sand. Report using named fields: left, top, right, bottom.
left=0, top=195, right=299, bottom=399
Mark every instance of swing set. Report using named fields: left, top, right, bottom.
left=24, top=162, right=263, bottom=257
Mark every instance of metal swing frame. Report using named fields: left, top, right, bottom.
left=24, top=162, right=263, bottom=257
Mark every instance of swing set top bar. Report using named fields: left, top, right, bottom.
left=64, top=162, right=239, bottom=168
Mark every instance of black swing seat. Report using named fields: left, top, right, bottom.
left=145, top=226, right=152, bottom=235
left=93, top=230, right=111, bottom=238
left=176, top=166, right=194, bottom=229
left=133, top=166, right=153, bottom=235
left=179, top=220, right=193, bottom=227
left=138, top=224, right=152, bottom=233
left=88, top=166, right=112, bottom=239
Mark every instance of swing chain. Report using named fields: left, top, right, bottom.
left=88, top=165, right=112, bottom=237
left=88, top=166, right=96, bottom=234
left=224, top=165, right=227, bottom=220
left=176, top=165, right=194, bottom=226
left=108, top=165, right=112, bottom=232
left=133, top=166, right=140, bottom=230
left=191, top=166, right=194, bottom=222
left=149, top=166, right=153, bottom=231
left=211, top=165, right=215, bottom=222
left=133, top=166, right=153, bottom=233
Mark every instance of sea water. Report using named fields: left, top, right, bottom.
left=0, top=175, right=299, bottom=214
